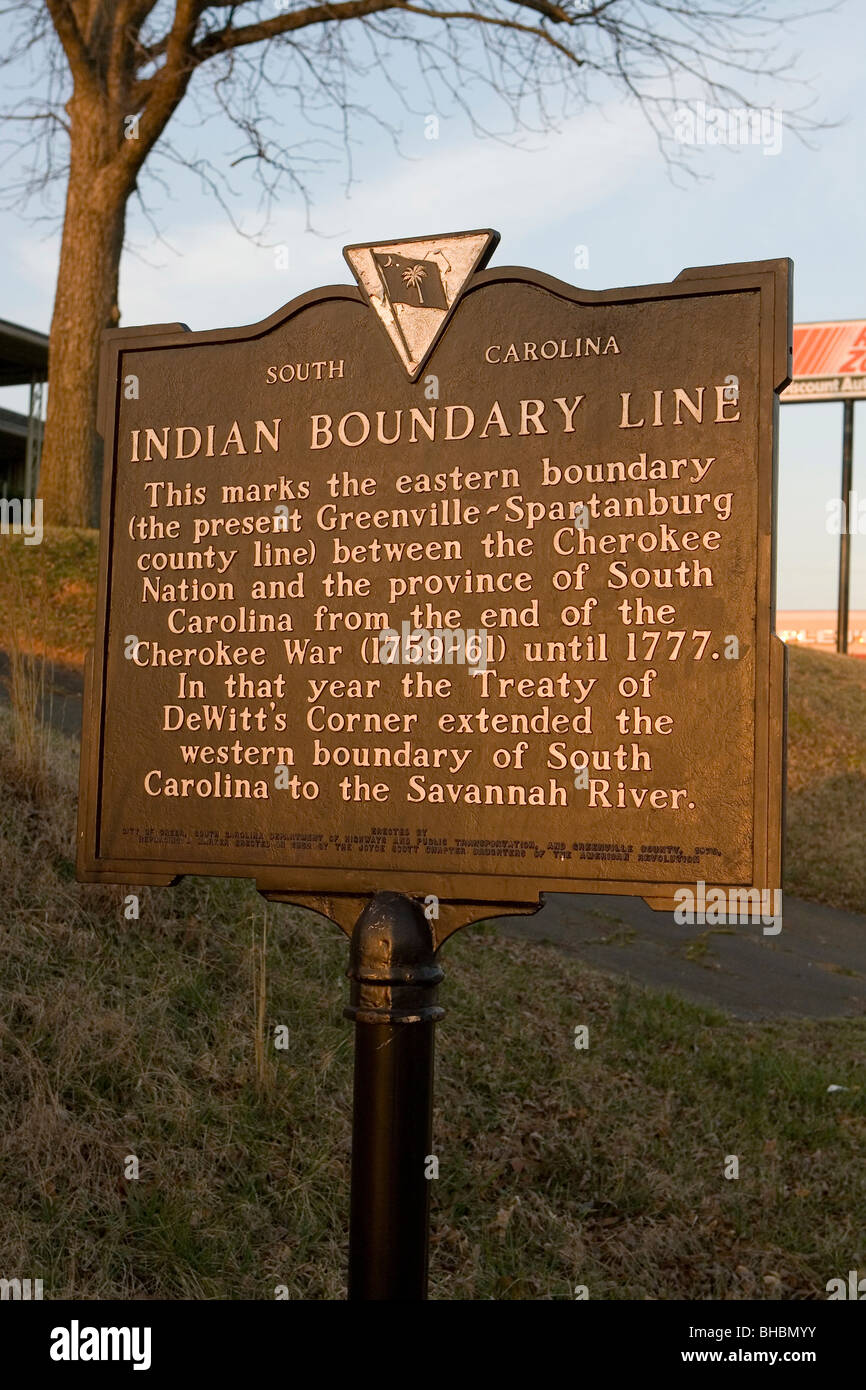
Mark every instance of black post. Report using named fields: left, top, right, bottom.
left=345, top=891, right=444, bottom=1300
left=837, top=398, right=855, bottom=655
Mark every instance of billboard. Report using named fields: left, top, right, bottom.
left=781, top=320, right=866, bottom=402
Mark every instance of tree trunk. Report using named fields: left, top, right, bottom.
left=39, top=98, right=127, bottom=529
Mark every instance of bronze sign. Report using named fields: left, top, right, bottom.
left=78, top=233, right=789, bottom=940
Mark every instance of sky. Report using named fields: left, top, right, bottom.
left=0, top=0, right=863, bottom=610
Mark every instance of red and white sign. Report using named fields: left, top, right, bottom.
left=782, top=319, right=866, bottom=402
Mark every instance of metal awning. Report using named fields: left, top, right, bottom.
left=0, top=317, right=49, bottom=387
left=0, top=404, right=31, bottom=438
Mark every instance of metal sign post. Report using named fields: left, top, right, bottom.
left=837, top=400, right=855, bottom=654
left=345, top=892, right=443, bottom=1300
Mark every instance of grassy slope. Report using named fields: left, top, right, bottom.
left=785, top=645, right=866, bottom=912
left=0, top=713, right=864, bottom=1300
left=1, top=529, right=864, bottom=911
left=0, top=528, right=99, bottom=667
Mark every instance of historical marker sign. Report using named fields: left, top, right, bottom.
left=78, top=236, right=789, bottom=934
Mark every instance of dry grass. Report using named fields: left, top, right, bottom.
left=0, top=707, right=863, bottom=1300
left=0, top=528, right=863, bottom=1298
left=0, top=528, right=98, bottom=668
left=0, top=543, right=52, bottom=786
left=785, top=644, right=866, bottom=912
left=252, top=912, right=273, bottom=1099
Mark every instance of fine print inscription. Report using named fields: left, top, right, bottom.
left=78, top=233, right=789, bottom=927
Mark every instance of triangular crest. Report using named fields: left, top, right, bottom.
left=344, top=229, right=499, bottom=379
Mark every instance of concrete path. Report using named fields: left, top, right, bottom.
left=498, top=891, right=866, bottom=1020
left=3, top=651, right=864, bottom=1020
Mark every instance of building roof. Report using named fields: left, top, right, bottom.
left=0, top=317, right=49, bottom=387
left=0, top=404, right=31, bottom=439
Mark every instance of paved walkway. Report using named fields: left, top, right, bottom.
left=0, top=651, right=83, bottom=738
left=3, top=652, right=864, bottom=1020
left=500, top=892, right=866, bottom=1020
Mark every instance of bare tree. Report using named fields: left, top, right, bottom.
left=0, top=0, right=827, bottom=526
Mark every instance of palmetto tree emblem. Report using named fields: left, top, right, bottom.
left=350, top=231, right=498, bottom=376
left=401, top=264, right=429, bottom=304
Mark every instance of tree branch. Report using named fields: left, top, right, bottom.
left=44, top=0, right=94, bottom=84
left=396, top=4, right=585, bottom=64
left=191, top=0, right=404, bottom=63
left=113, top=0, right=207, bottom=184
